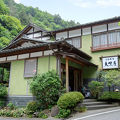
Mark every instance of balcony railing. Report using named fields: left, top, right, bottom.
left=91, top=43, right=120, bottom=52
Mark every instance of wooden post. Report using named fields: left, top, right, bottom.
left=66, top=58, right=69, bottom=92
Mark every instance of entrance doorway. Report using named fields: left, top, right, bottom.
left=61, top=64, right=82, bottom=91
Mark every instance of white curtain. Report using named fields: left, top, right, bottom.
left=100, top=34, right=107, bottom=46
left=93, top=35, right=100, bottom=47
left=72, top=37, right=80, bottom=48
left=108, top=32, right=116, bottom=45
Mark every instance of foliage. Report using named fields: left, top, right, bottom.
left=0, top=84, right=7, bottom=97
left=74, top=106, right=87, bottom=112
left=0, top=108, right=26, bottom=117
left=26, top=101, right=39, bottom=115
left=0, top=14, right=23, bottom=48
left=102, top=70, right=120, bottom=91
left=88, top=81, right=104, bottom=98
left=4, top=0, right=79, bottom=30
left=0, top=0, right=9, bottom=15
left=0, top=101, right=5, bottom=108
left=56, top=108, right=71, bottom=118
left=7, top=102, right=15, bottom=110
left=30, top=70, right=63, bottom=109
left=38, top=112, right=48, bottom=119
left=57, top=92, right=84, bottom=109
left=99, top=91, right=120, bottom=101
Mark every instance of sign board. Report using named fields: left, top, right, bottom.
left=102, top=56, right=119, bottom=69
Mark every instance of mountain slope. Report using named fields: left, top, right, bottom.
left=0, top=0, right=23, bottom=48
left=3, top=0, right=79, bottom=31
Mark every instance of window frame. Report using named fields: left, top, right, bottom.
left=66, top=36, right=82, bottom=49
left=92, top=29, right=120, bottom=52
left=24, top=58, right=38, bottom=78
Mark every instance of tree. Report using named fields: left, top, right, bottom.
left=102, top=70, right=120, bottom=91
left=30, top=70, right=64, bottom=109
left=0, top=0, right=9, bottom=15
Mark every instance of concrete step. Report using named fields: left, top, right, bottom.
left=83, top=99, right=119, bottom=110
left=83, top=101, right=108, bottom=106
left=86, top=103, right=119, bottom=110
left=83, top=99, right=97, bottom=103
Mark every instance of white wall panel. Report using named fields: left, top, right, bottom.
left=41, top=36, right=50, bottom=41
left=69, top=29, right=81, bottom=37
left=30, top=51, right=42, bottom=57
left=92, top=24, right=107, bottom=33
left=44, top=50, right=53, bottom=56
left=7, top=55, right=17, bottom=61
left=0, top=57, right=6, bottom=62
left=108, top=22, right=120, bottom=30
left=82, top=27, right=91, bottom=35
left=34, top=32, right=42, bottom=37
left=18, top=54, right=29, bottom=59
left=56, top=32, right=67, bottom=40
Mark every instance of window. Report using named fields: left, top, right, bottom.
left=24, top=59, right=37, bottom=78
left=67, top=37, right=81, bottom=48
left=92, top=31, right=120, bottom=51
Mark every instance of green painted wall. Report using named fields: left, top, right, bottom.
left=61, top=58, right=82, bottom=69
left=80, top=34, right=120, bottom=79
left=9, top=56, right=56, bottom=96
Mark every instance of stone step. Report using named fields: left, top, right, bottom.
left=83, top=101, right=108, bottom=106
left=83, top=99, right=97, bottom=103
left=86, top=103, right=118, bottom=110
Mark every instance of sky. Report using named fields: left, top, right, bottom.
left=14, top=0, right=120, bottom=24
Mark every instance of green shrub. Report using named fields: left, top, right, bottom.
left=0, top=101, right=5, bottom=108
left=0, top=84, right=7, bottom=97
left=7, top=102, right=15, bottom=110
left=74, top=106, right=87, bottom=112
left=99, top=92, right=120, bottom=101
left=26, top=101, right=39, bottom=115
left=0, top=108, right=26, bottom=117
left=57, top=92, right=84, bottom=109
left=88, top=81, right=104, bottom=98
left=30, top=70, right=64, bottom=109
left=56, top=108, right=71, bottom=118
left=38, top=112, right=48, bottom=119
left=12, top=109, right=25, bottom=118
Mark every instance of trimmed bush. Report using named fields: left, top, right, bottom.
left=99, top=92, right=120, bottom=101
left=30, top=70, right=64, bottom=109
left=56, top=108, right=71, bottom=118
left=26, top=101, right=39, bottom=115
left=57, top=92, right=84, bottom=109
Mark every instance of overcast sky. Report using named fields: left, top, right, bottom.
left=14, top=0, right=120, bottom=24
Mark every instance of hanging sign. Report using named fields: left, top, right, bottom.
left=102, top=56, right=119, bottom=69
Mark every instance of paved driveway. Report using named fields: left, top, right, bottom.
left=70, top=107, right=120, bottom=120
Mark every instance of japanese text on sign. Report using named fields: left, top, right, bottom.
left=102, top=56, right=119, bottom=69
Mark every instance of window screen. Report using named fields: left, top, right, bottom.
left=24, top=59, right=37, bottom=77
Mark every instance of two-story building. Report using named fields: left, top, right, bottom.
left=0, top=17, right=120, bottom=106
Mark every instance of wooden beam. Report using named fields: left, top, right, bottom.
left=66, top=58, right=69, bottom=92
left=66, top=56, right=85, bottom=66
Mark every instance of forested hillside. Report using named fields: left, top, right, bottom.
left=4, top=0, right=79, bottom=31
left=0, top=0, right=23, bottom=49
left=0, top=0, right=79, bottom=49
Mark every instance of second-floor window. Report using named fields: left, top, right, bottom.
left=92, top=31, right=120, bottom=51
left=67, top=37, right=81, bottom=48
